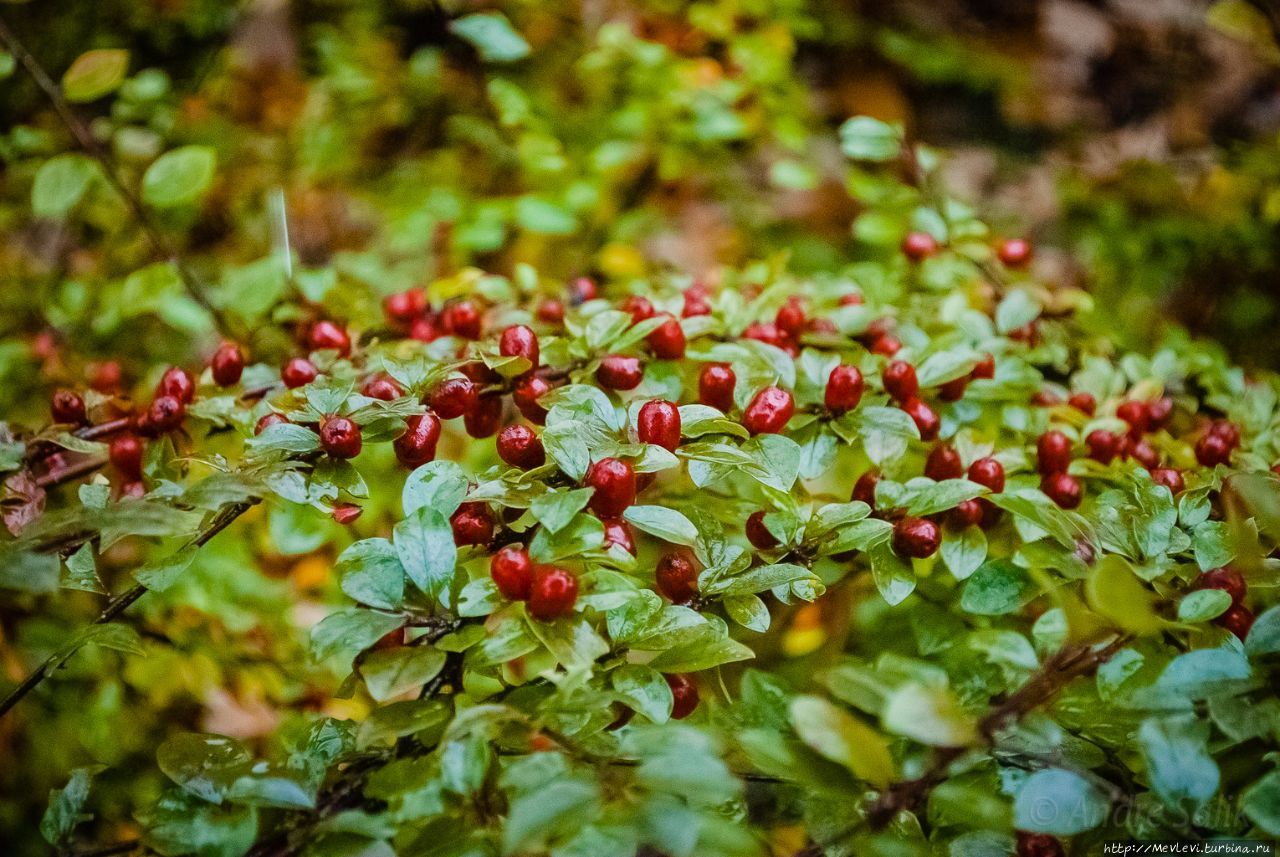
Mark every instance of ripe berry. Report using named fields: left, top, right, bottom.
left=1036, top=430, right=1072, bottom=475
left=1150, top=468, right=1184, bottom=495
left=647, top=315, right=686, bottom=359
left=938, top=376, right=968, bottom=402
left=491, top=546, right=534, bottom=601
left=743, top=386, right=794, bottom=435
left=282, top=358, right=318, bottom=388
left=51, top=390, right=86, bottom=424
left=158, top=366, right=196, bottom=404
left=255, top=412, right=288, bottom=435
left=775, top=297, right=806, bottom=338
left=742, top=321, right=793, bottom=352
left=497, top=424, right=545, bottom=470
left=602, top=518, right=636, bottom=554
left=1041, top=472, right=1082, bottom=509
left=450, top=502, right=494, bottom=547
left=971, top=353, right=995, bottom=379
left=656, top=550, right=699, bottom=604
left=870, top=333, right=902, bottom=356
left=1129, top=439, right=1160, bottom=470
left=569, top=277, right=597, bottom=305
left=332, top=503, right=362, bottom=525
left=925, top=445, right=963, bottom=481
left=394, top=412, right=441, bottom=467
left=1195, top=432, right=1232, bottom=467
left=1217, top=604, right=1255, bottom=640
left=513, top=375, right=551, bottom=424
left=1031, top=390, right=1061, bottom=407
left=901, top=397, right=939, bottom=441
left=997, top=238, right=1033, bottom=269
left=1067, top=391, right=1096, bottom=416
left=410, top=316, right=438, bottom=342
left=882, top=361, right=918, bottom=402
left=637, top=400, right=681, bottom=452
left=527, top=566, right=578, bottom=621
left=1196, top=566, right=1247, bottom=605
left=383, top=289, right=427, bottom=327
left=441, top=300, right=482, bottom=339
left=852, top=471, right=879, bottom=508
left=1147, top=396, right=1174, bottom=430
left=88, top=360, right=123, bottom=393
left=585, top=457, right=636, bottom=517
left=1086, top=429, right=1124, bottom=464
left=967, top=457, right=1005, bottom=493
left=146, top=395, right=186, bottom=433
left=901, top=231, right=939, bottom=261
left=666, top=673, right=700, bottom=719
left=1116, top=400, right=1148, bottom=438
left=319, top=416, right=362, bottom=459
left=1015, top=831, right=1064, bottom=857
left=211, top=343, right=245, bottom=387
left=109, top=434, right=144, bottom=480
left=892, top=516, right=940, bottom=559
left=537, top=299, right=565, bottom=324
left=825, top=365, right=864, bottom=412
left=698, top=363, right=736, bottom=412
left=597, top=355, right=643, bottom=391
left=499, top=324, right=540, bottom=369
left=682, top=289, right=711, bottom=318
left=1209, top=419, right=1241, bottom=447
left=951, top=499, right=985, bottom=528
left=430, top=377, right=479, bottom=420
left=1009, top=322, right=1040, bottom=345
left=745, top=511, right=779, bottom=549
left=307, top=320, right=351, bottom=356
left=838, top=291, right=864, bottom=306
left=622, top=295, right=655, bottom=324
left=464, top=395, right=503, bottom=439
left=361, top=374, right=404, bottom=401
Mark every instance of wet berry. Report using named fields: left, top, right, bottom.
left=1195, top=432, right=1232, bottom=467
left=682, top=288, right=712, bottom=318
left=513, top=375, right=552, bottom=424
left=497, top=424, right=545, bottom=470
left=1067, top=391, right=1096, bottom=416
left=997, top=238, right=1033, bottom=269
left=852, top=471, right=879, bottom=508
left=255, top=412, right=288, bottom=435
left=666, top=673, right=700, bottom=719
left=622, top=295, right=654, bottom=324
left=1147, top=396, right=1174, bottom=430
left=211, top=343, right=245, bottom=387
left=656, top=550, right=699, bottom=604
left=450, top=502, right=493, bottom=547
left=282, top=358, right=318, bottom=388
left=109, top=434, right=144, bottom=480
left=775, top=297, right=806, bottom=338
left=825, top=365, right=864, bottom=412
left=647, top=315, right=686, bottom=360
left=870, top=333, right=902, bottom=356
left=743, top=386, right=794, bottom=435
left=499, top=324, right=540, bottom=369
left=698, top=363, right=736, bottom=411
left=742, top=322, right=792, bottom=352
left=968, top=457, right=1005, bottom=493
left=882, top=361, right=918, bottom=402
left=430, top=377, right=479, bottom=420
left=597, top=355, right=643, bottom=391
left=146, top=395, right=185, bottom=433
left=569, top=277, right=597, bottom=304
left=383, top=289, right=427, bottom=327
left=527, top=566, right=578, bottom=621
left=1116, top=400, right=1148, bottom=438
left=1150, top=468, right=1184, bottom=495
left=938, top=376, right=968, bottom=402
left=951, top=499, right=985, bottom=528
left=537, top=299, right=565, bottom=324
left=745, top=511, right=779, bottom=549
left=892, top=516, right=940, bottom=558
left=158, top=366, right=196, bottom=404
left=602, top=518, right=636, bottom=554
left=901, top=231, right=939, bottom=261
left=491, top=546, right=534, bottom=600
left=901, top=397, right=939, bottom=441
left=464, top=395, right=503, bottom=439
left=1217, top=604, right=1255, bottom=640
left=1037, top=430, right=1072, bottom=475
left=307, top=320, right=351, bottom=356
left=394, top=412, right=441, bottom=467
left=1129, top=439, right=1160, bottom=469
left=637, top=399, right=681, bottom=452
left=319, top=416, right=362, bottom=459
left=925, top=445, right=963, bottom=481
left=51, top=390, right=86, bottom=424
left=441, top=300, right=482, bottom=339
left=1196, top=567, right=1246, bottom=605
left=585, top=457, right=636, bottom=517
left=409, top=316, right=438, bottom=342
left=1086, top=429, right=1124, bottom=464
left=1041, top=472, right=1082, bottom=509
left=361, top=374, right=403, bottom=401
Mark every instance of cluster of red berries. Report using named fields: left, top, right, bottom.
left=1195, top=566, right=1254, bottom=640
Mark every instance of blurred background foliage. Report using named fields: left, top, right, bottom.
left=3, top=0, right=1280, bottom=850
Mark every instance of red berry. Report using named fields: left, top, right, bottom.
left=597, top=355, right=643, bottom=391
left=1147, top=396, right=1174, bottom=430
left=537, top=299, right=565, bottom=324
left=513, top=375, right=552, bottom=424
left=870, top=333, right=902, bottom=356
left=499, top=324, right=540, bottom=368
left=430, top=378, right=479, bottom=420
left=637, top=400, right=681, bottom=452
left=450, top=502, right=494, bottom=547
left=1067, top=392, right=1096, bottom=416
left=809, top=318, right=837, bottom=335
left=361, top=374, right=404, bottom=401
left=394, top=412, right=441, bottom=467
left=882, top=361, right=918, bottom=402
left=1086, top=429, right=1124, bottom=464
left=775, top=297, right=806, bottom=338
left=331, top=503, right=362, bottom=525
left=1196, top=567, right=1247, bottom=605
left=1217, top=604, right=1255, bottom=640
left=441, top=301, right=482, bottom=339
left=1037, top=430, right=1072, bottom=475
left=158, top=366, right=195, bottom=404
left=109, top=434, right=144, bottom=480
left=527, top=566, right=579, bottom=621
left=925, top=445, right=964, bottom=481
left=282, top=358, right=317, bottom=388
left=743, top=387, right=794, bottom=436
left=938, top=376, right=968, bottom=402
left=602, top=518, right=636, bottom=554
left=951, top=498, right=985, bottom=528
left=1195, top=432, right=1232, bottom=467
left=88, top=360, right=123, bottom=393
left=852, top=471, right=879, bottom=508
left=1015, top=831, right=1063, bottom=857
left=742, top=321, right=793, bottom=352
left=307, top=320, right=351, bottom=356
left=1150, top=468, right=1184, bottom=495
left=464, top=395, right=503, bottom=439
left=997, top=238, right=1033, bottom=269
left=967, top=457, right=1005, bottom=493
left=255, top=412, right=287, bottom=435
left=892, top=516, right=940, bottom=559
left=647, top=315, right=686, bottom=360
left=901, top=231, right=939, bottom=261
left=745, top=511, right=779, bottom=549
left=146, top=395, right=185, bottom=433
left=656, top=550, right=699, bottom=604
left=698, top=363, right=736, bottom=411
left=319, top=416, right=362, bottom=459
left=682, top=289, right=711, bottom=318
left=1129, top=439, right=1160, bottom=469
left=1116, top=400, right=1148, bottom=438
left=1009, top=322, right=1040, bottom=345
left=383, top=289, right=427, bottom=327
left=1209, top=419, right=1241, bottom=444
left=901, top=397, right=939, bottom=441
left=971, top=353, right=995, bottom=380
left=409, top=316, right=438, bottom=342
left=666, top=673, right=700, bottom=719
left=51, top=390, right=86, bottom=424
left=497, top=424, right=545, bottom=470
left=1031, top=390, right=1061, bottom=407
left=622, top=295, right=655, bottom=324
left=491, top=546, right=534, bottom=600
left=211, top=343, right=245, bottom=387
left=825, top=365, right=864, bottom=412
left=838, top=292, right=864, bottom=306
left=1041, top=472, right=1082, bottom=509
left=569, top=277, right=597, bottom=304
left=585, top=457, right=636, bottom=517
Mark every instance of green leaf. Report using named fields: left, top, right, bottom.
left=62, top=543, right=104, bottom=594
left=838, top=116, right=902, bottom=162
left=530, top=488, right=594, bottom=534
left=1137, top=714, right=1219, bottom=809
left=1242, top=770, right=1280, bottom=835
left=940, top=525, right=986, bottom=580
left=360, top=646, right=447, bottom=702
left=903, top=478, right=987, bottom=517
left=1013, top=769, right=1109, bottom=835
left=338, top=538, right=405, bottom=610
left=142, top=145, right=217, bottom=208
left=704, top=562, right=813, bottom=596
left=1246, top=604, right=1280, bottom=656
left=881, top=683, right=977, bottom=747
left=960, top=559, right=1036, bottom=615
left=41, top=766, right=101, bottom=846
left=402, top=460, right=469, bottom=518
left=157, top=733, right=251, bottom=805
left=310, top=609, right=405, bottom=663
left=857, top=406, right=920, bottom=465
left=246, top=422, right=319, bottom=454
left=649, top=633, right=754, bottom=672
left=138, top=790, right=257, bottom=857
left=790, top=695, right=894, bottom=787
left=995, top=289, right=1041, bottom=334
left=612, top=664, right=674, bottom=723
left=62, top=49, right=129, bottom=102
left=502, top=778, right=600, bottom=854
left=869, top=540, right=915, bottom=606
left=1177, top=588, right=1231, bottom=623
left=394, top=506, right=457, bottom=599
left=32, top=153, right=97, bottom=219
left=449, top=13, right=531, bottom=63
left=357, top=699, right=451, bottom=748
left=134, top=546, right=197, bottom=593
left=724, top=594, right=771, bottom=632
left=623, top=505, right=699, bottom=545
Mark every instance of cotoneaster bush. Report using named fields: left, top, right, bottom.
left=1, top=110, right=1280, bottom=857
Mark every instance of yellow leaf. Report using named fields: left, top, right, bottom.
left=1085, top=555, right=1165, bottom=636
